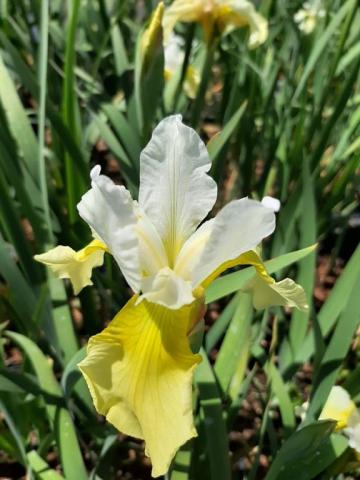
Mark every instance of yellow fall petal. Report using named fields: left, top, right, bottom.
left=34, top=239, right=107, bottom=295
left=78, top=295, right=203, bottom=477
left=217, top=0, right=268, bottom=48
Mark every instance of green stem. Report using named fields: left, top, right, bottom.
left=62, top=0, right=81, bottom=224
left=38, top=0, right=53, bottom=245
left=173, top=23, right=195, bottom=111
left=190, top=38, right=217, bottom=128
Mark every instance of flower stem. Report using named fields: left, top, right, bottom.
left=190, top=38, right=217, bottom=128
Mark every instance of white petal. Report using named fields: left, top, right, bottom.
left=261, top=196, right=281, bottom=212
left=348, top=408, right=360, bottom=428
left=191, top=198, right=275, bottom=287
left=164, top=33, right=184, bottom=72
left=139, top=115, right=217, bottom=265
left=319, top=386, right=357, bottom=428
left=345, top=424, right=360, bottom=453
left=174, top=219, right=214, bottom=280
left=137, top=267, right=194, bottom=309
left=135, top=207, right=168, bottom=277
left=77, top=167, right=140, bottom=292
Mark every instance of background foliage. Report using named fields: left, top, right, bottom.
left=0, top=0, right=359, bottom=478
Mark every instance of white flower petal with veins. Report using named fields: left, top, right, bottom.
left=191, top=198, right=275, bottom=287
left=77, top=166, right=141, bottom=292
left=139, top=115, right=217, bottom=265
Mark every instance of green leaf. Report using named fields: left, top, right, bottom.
left=205, top=293, right=238, bottom=353
left=101, top=103, right=141, bottom=172
left=289, top=162, right=316, bottom=359
left=0, top=235, right=37, bottom=331
left=48, top=274, right=79, bottom=365
left=5, top=331, right=88, bottom=480
left=305, top=273, right=360, bottom=422
left=0, top=33, right=87, bottom=185
left=61, top=345, right=93, bottom=413
left=293, top=0, right=353, bottom=101
left=194, top=349, right=231, bottom=480
left=265, top=422, right=344, bottom=480
left=0, top=53, right=39, bottom=182
left=37, top=0, right=52, bottom=243
left=61, top=346, right=86, bottom=399
left=0, top=168, right=41, bottom=283
left=0, top=368, right=61, bottom=404
left=208, top=100, right=247, bottom=180
left=111, top=23, right=130, bottom=76
left=93, top=112, right=137, bottom=191
left=27, top=450, right=65, bottom=480
left=0, top=396, right=27, bottom=463
left=297, top=244, right=360, bottom=364
left=266, top=362, right=295, bottom=436
left=61, top=0, right=85, bottom=224
left=214, top=292, right=252, bottom=394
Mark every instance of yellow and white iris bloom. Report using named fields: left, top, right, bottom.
left=35, top=115, right=306, bottom=477
left=163, top=0, right=268, bottom=47
left=320, top=386, right=360, bottom=454
left=294, top=1, right=325, bottom=35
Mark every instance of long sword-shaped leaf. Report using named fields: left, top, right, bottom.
left=5, top=331, right=88, bottom=480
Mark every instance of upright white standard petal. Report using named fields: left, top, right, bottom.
left=139, top=115, right=217, bottom=265
left=77, top=166, right=140, bottom=292
left=191, top=198, right=276, bottom=287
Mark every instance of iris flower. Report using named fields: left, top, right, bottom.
left=163, top=0, right=268, bottom=47
left=320, top=386, right=360, bottom=454
left=294, top=1, right=325, bottom=35
left=35, top=115, right=306, bottom=477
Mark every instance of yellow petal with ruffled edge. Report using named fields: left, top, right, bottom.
left=34, top=239, right=107, bottom=295
left=319, top=386, right=357, bottom=430
left=78, top=295, right=203, bottom=477
left=216, top=0, right=268, bottom=48
left=162, top=0, right=204, bottom=43
left=247, top=276, right=308, bottom=311
left=201, top=249, right=307, bottom=311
